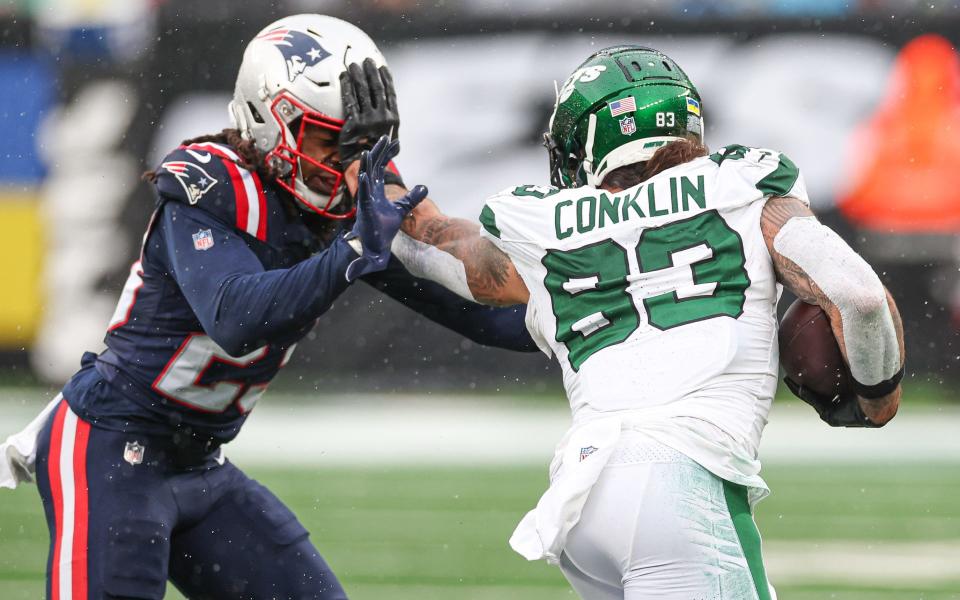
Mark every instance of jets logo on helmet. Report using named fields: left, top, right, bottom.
left=161, top=161, right=218, bottom=205
left=256, top=27, right=332, bottom=83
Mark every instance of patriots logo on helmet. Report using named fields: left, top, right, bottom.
left=256, top=27, right=332, bottom=83
left=162, top=161, right=218, bottom=205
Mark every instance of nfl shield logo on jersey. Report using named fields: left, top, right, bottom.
left=579, top=446, right=598, bottom=462
left=192, top=229, right=215, bottom=251
left=123, top=441, right=145, bottom=465
left=619, top=116, right=637, bottom=136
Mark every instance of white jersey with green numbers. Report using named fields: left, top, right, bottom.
left=479, top=145, right=809, bottom=497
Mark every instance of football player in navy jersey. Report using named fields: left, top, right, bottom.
left=7, top=14, right=535, bottom=600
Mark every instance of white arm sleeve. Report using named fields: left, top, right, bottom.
left=773, top=216, right=901, bottom=386
left=390, top=231, right=476, bottom=302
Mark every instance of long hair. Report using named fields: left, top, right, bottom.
left=142, top=128, right=276, bottom=183
left=602, top=138, right=708, bottom=190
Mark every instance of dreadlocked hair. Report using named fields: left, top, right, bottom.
left=142, top=128, right=277, bottom=183
left=601, top=138, right=709, bottom=190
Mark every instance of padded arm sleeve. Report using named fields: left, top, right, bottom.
left=773, top=216, right=901, bottom=387
left=361, top=257, right=538, bottom=352
left=389, top=232, right=475, bottom=301
left=158, top=201, right=355, bottom=355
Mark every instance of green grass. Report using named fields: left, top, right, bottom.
left=2, top=464, right=958, bottom=599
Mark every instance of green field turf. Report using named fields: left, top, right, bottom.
left=1, top=463, right=958, bottom=599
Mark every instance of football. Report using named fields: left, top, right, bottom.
left=778, top=299, right=851, bottom=398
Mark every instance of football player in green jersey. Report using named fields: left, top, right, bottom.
left=354, top=46, right=904, bottom=599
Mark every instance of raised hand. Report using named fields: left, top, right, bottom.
left=345, top=136, right=428, bottom=281
left=339, top=58, right=399, bottom=166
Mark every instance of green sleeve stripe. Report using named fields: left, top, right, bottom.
left=755, top=153, right=800, bottom=197
left=479, top=204, right=501, bottom=239
left=723, top=480, right=772, bottom=600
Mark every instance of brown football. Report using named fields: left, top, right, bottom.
left=778, top=299, right=851, bottom=398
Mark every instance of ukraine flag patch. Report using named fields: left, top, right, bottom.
left=686, top=97, right=701, bottom=116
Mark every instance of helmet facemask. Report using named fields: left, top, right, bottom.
left=266, top=92, right=354, bottom=219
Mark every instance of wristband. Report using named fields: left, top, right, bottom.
left=853, top=364, right=904, bottom=399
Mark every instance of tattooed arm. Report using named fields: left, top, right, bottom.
left=400, top=198, right=530, bottom=306
left=343, top=161, right=528, bottom=306
left=761, top=196, right=904, bottom=425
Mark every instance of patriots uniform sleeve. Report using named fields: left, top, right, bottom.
left=154, top=142, right=270, bottom=241
left=157, top=200, right=355, bottom=356
left=361, top=258, right=538, bottom=352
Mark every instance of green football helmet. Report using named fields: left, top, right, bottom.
left=545, top=45, right=703, bottom=188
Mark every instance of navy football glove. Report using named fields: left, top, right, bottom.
left=345, top=136, right=427, bottom=282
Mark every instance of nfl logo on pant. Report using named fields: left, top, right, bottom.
left=123, top=441, right=145, bottom=465
left=579, top=446, right=598, bottom=462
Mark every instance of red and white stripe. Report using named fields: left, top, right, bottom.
left=47, top=399, right=91, bottom=600
left=188, top=142, right=268, bottom=241
left=256, top=28, right=290, bottom=42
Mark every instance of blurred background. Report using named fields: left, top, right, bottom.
left=1, top=0, right=959, bottom=599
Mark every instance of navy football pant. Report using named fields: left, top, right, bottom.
left=35, top=400, right=348, bottom=599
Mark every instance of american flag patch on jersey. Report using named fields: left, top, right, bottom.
left=608, top=96, right=637, bottom=117
left=192, top=228, right=215, bottom=251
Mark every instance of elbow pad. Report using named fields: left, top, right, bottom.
left=390, top=232, right=475, bottom=301
left=774, top=217, right=901, bottom=392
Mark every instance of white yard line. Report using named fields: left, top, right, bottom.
left=225, top=396, right=960, bottom=466
left=2, top=390, right=959, bottom=466
left=765, top=541, right=960, bottom=585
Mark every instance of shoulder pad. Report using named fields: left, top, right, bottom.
left=504, top=184, right=563, bottom=200
left=481, top=184, right=576, bottom=241
left=709, top=144, right=807, bottom=203
left=154, top=142, right=269, bottom=241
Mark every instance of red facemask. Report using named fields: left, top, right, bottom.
left=265, top=92, right=356, bottom=219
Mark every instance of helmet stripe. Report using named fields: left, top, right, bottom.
left=584, top=113, right=598, bottom=183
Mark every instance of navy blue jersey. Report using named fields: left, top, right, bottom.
left=63, top=141, right=536, bottom=444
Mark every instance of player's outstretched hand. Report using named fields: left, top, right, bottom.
left=339, top=58, right=399, bottom=166
left=345, top=136, right=427, bottom=281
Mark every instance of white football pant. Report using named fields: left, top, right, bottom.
left=559, top=432, right=776, bottom=600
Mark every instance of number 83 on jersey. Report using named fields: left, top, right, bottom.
left=542, top=210, right=750, bottom=371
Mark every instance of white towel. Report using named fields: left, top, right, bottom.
left=509, top=415, right=621, bottom=564
left=0, top=394, right=62, bottom=490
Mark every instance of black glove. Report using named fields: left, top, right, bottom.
left=339, top=58, right=399, bottom=166
left=344, top=136, right=427, bottom=282
left=783, top=377, right=877, bottom=428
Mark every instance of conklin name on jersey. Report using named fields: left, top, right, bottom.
left=479, top=145, right=809, bottom=500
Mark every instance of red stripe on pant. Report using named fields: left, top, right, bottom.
left=47, top=401, right=91, bottom=599
left=48, top=402, right=66, bottom=600
left=71, top=415, right=91, bottom=599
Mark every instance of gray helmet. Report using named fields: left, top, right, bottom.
left=229, top=14, right=386, bottom=217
